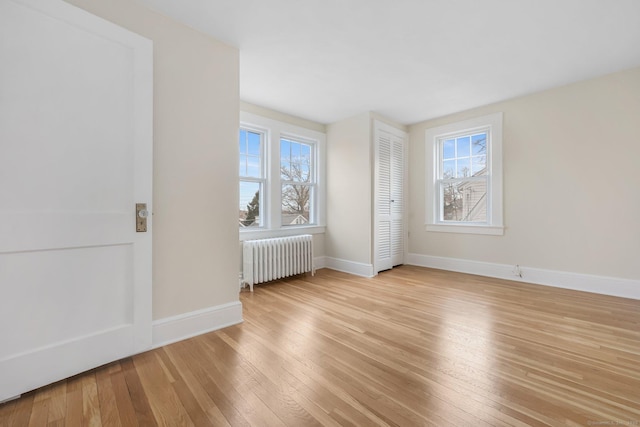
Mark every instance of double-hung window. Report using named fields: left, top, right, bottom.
left=239, top=111, right=326, bottom=239
left=425, top=112, right=504, bottom=235
left=280, top=137, right=315, bottom=226
left=239, top=128, right=265, bottom=227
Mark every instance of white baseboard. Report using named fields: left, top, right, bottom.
left=406, top=253, right=640, bottom=300
left=152, top=301, right=243, bottom=349
left=324, top=257, right=375, bottom=278
left=314, top=256, right=326, bottom=269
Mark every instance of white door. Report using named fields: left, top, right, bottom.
left=0, top=0, right=153, bottom=401
left=374, top=122, right=407, bottom=273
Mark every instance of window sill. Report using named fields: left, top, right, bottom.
left=239, top=225, right=326, bottom=241
left=425, top=224, right=504, bottom=236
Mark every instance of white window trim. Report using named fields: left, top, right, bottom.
left=425, top=112, right=504, bottom=235
left=239, top=111, right=326, bottom=241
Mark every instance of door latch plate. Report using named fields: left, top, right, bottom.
left=136, top=203, right=148, bottom=232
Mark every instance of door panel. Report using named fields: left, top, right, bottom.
left=390, top=137, right=404, bottom=267
left=0, top=0, right=152, bottom=401
left=376, top=132, right=392, bottom=271
left=374, top=122, right=407, bottom=273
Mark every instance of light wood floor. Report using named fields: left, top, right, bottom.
left=1, top=266, right=639, bottom=426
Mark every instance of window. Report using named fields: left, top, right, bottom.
left=239, top=112, right=326, bottom=239
left=239, top=128, right=265, bottom=227
left=425, top=112, right=503, bottom=235
left=280, top=138, right=315, bottom=226
left=439, top=132, right=487, bottom=222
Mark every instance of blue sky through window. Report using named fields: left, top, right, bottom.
left=441, top=132, right=487, bottom=179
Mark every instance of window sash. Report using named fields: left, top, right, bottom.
left=239, top=126, right=266, bottom=228
left=436, top=176, right=488, bottom=224
left=239, top=127, right=265, bottom=180
left=280, top=137, right=316, bottom=227
left=280, top=138, right=316, bottom=184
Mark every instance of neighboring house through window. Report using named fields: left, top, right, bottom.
left=425, top=112, right=504, bottom=235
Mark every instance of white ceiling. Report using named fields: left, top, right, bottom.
left=139, top=0, right=640, bottom=125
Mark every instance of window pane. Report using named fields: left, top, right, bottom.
left=248, top=131, right=260, bottom=155
left=300, top=164, right=310, bottom=182
left=441, top=179, right=487, bottom=222
left=239, top=181, right=261, bottom=227
left=287, top=161, right=309, bottom=183
left=472, top=155, right=486, bottom=175
left=280, top=139, right=290, bottom=162
left=239, top=154, right=246, bottom=176
left=281, top=139, right=313, bottom=183
left=443, top=139, right=455, bottom=159
left=301, top=143, right=311, bottom=160
left=291, top=140, right=301, bottom=159
left=443, top=160, right=455, bottom=179
left=456, top=136, right=470, bottom=157
left=472, top=133, right=487, bottom=154
left=281, top=184, right=311, bottom=226
left=239, top=130, right=247, bottom=154
left=457, top=158, right=470, bottom=178
left=246, top=155, right=261, bottom=178
left=280, top=161, right=290, bottom=180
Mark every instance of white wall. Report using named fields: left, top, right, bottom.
left=409, top=67, right=640, bottom=282
left=65, top=0, right=241, bottom=320
left=241, top=101, right=326, bottom=133
left=325, top=112, right=373, bottom=266
left=325, top=112, right=408, bottom=274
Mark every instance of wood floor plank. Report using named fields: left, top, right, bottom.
left=2, top=266, right=640, bottom=426
left=169, top=337, right=280, bottom=426
left=204, top=331, right=325, bottom=427
left=81, top=374, right=102, bottom=427
left=64, top=377, right=83, bottom=427
left=132, top=351, right=192, bottom=426
left=95, top=366, right=121, bottom=427
left=0, top=393, right=34, bottom=427
left=26, top=397, right=48, bottom=427
left=44, top=381, right=66, bottom=426
left=119, top=358, right=155, bottom=426
left=162, top=347, right=232, bottom=427
left=108, top=368, right=138, bottom=427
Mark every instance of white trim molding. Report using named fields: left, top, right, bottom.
left=152, top=301, right=243, bottom=349
left=240, top=225, right=326, bottom=241
left=406, top=253, right=640, bottom=300
left=424, top=224, right=504, bottom=236
left=314, top=256, right=327, bottom=270
left=324, top=257, right=375, bottom=278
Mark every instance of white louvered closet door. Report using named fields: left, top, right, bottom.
left=375, top=122, right=407, bottom=273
